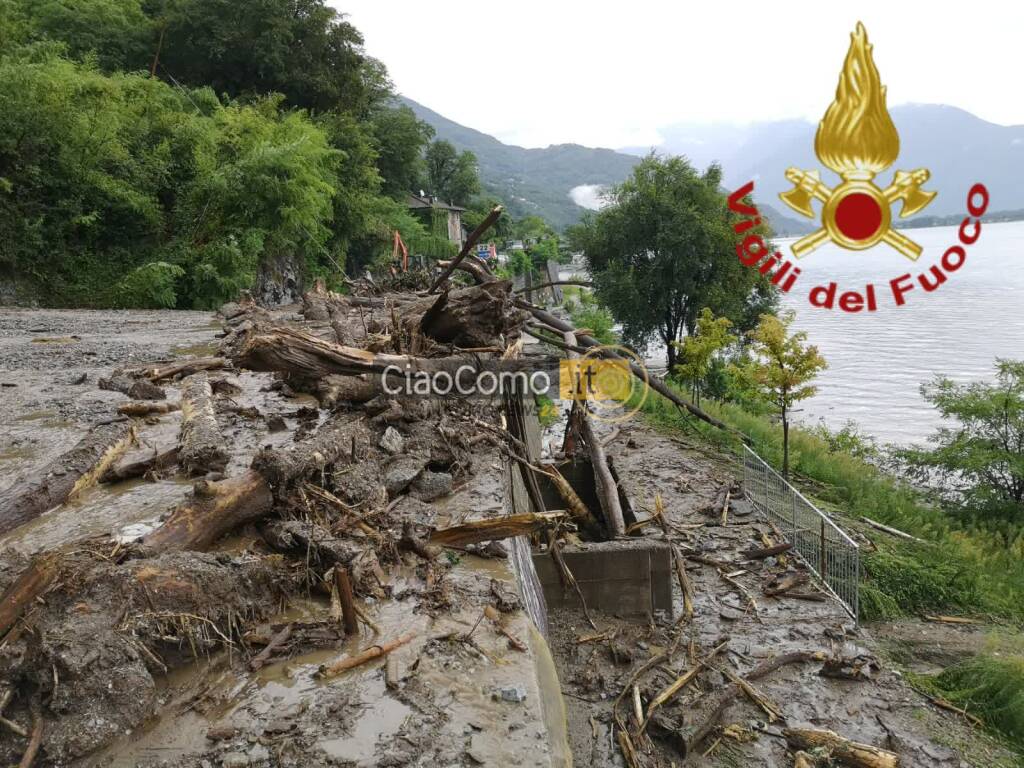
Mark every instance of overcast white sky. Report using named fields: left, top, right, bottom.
left=332, top=1, right=1023, bottom=149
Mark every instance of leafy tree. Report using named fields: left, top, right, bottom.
left=569, top=154, right=776, bottom=369
left=150, top=0, right=387, bottom=115
left=370, top=104, right=433, bottom=199
left=734, top=311, right=827, bottom=477
left=21, top=0, right=152, bottom=71
left=901, top=360, right=1024, bottom=519
left=673, top=307, right=734, bottom=405
left=463, top=197, right=512, bottom=243
left=424, top=139, right=479, bottom=206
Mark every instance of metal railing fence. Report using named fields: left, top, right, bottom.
left=741, top=444, right=859, bottom=621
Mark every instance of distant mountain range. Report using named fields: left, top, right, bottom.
left=402, top=98, right=1024, bottom=235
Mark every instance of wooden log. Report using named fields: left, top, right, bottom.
left=145, top=357, right=226, bottom=382
left=398, top=281, right=525, bottom=349
left=580, top=408, right=625, bottom=537
left=177, top=373, right=228, bottom=476
left=138, top=469, right=273, bottom=553
left=100, top=447, right=178, bottom=484
left=783, top=728, right=899, bottom=768
left=429, top=512, right=567, bottom=547
left=741, top=542, right=793, bottom=560
left=0, top=420, right=135, bottom=536
left=317, top=632, right=416, bottom=678
left=860, top=516, right=925, bottom=544
left=250, top=414, right=366, bottom=492
left=236, top=326, right=546, bottom=383
left=334, top=567, right=359, bottom=636
left=764, top=571, right=810, bottom=597
left=118, top=400, right=180, bottom=417
left=428, top=205, right=502, bottom=293
left=0, top=552, right=61, bottom=638
left=315, top=375, right=383, bottom=408
left=99, top=375, right=167, bottom=400
left=249, top=623, right=293, bottom=670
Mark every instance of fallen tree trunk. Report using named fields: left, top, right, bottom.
left=318, top=632, right=416, bottom=678
left=315, top=375, right=384, bottom=408
left=177, top=373, right=228, bottom=476
left=783, top=728, right=899, bottom=768
left=100, top=447, right=178, bottom=484
left=398, top=281, right=526, bottom=350
left=236, top=326, right=547, bottom=382
left=429, top=512, right=567, bottom=547
left=251, top=414, right=369, bottom=492
left=138, top=469, right=273, bottom=553
left=98, top=376, right=166, bottom=401
left=0, top=420, right=135, bottom=536
left=144, top=357, right=226, bottom=382
left=118, top=400, right=180, bottom=417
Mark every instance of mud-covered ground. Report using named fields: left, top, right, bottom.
left=543, top=420, right=1017, bottom=767
left=0, top=301, right=565, bottom=768
left=0, top=303, right=1013, bottom=768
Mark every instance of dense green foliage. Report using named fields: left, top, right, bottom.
left=925, top=656, right=1024, bottom=751
left=569, top=154, right=777, bottom=369
left=424, top=139, right=479, bottom=207
left=0, top=0, right=468, bottom=308
left=900, top=360, right=1024, bottom=522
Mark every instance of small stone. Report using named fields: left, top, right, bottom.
left=384, top=455, right=425, bottom=497
left=379, top=426, right=405, bottom=455
left=411, top=470, right=453, bottom=502
left=266, top=415, right=287, bottom=432
left=498, top=685, right=527, bottom=703
left=220, top=753, right=249, bottom=768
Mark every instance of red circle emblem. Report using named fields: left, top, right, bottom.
left=834, top=192, right=883, bottom=241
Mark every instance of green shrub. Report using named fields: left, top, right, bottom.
left=116, top=261, right=184, bottom=308
left=929, top=656, right=1024, bottom=749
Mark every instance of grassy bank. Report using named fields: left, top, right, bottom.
left=636, top=385, right=1024, bottom=622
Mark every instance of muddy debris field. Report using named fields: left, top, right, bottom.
left=0, top=261, right=1008, bottom=767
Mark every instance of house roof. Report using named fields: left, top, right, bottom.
left=408, top=193, right=466, bottom=212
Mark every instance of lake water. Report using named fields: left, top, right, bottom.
left=564, top=220, right=1024, bottom=445
left=777, top=220, right=1024, bottom=445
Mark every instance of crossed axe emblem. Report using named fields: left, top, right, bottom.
left=780, top=167, right=937, bottom=261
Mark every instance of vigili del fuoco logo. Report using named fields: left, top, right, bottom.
left=728, top=22, right=990, bottom=312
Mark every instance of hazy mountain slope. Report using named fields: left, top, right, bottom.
left=400, top=96, right=636, bottom=229
left=632, top=105, right=1024, bottom=218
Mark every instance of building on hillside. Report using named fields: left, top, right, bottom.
left=408, top=194, right=466, bottom=249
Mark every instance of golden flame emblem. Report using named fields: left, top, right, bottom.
left=780, top=22, right=936, bottom=260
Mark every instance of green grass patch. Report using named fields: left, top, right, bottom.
left=632, top=383, right=1024, bottom=623
left=915, top=655, right=1024, bottom=752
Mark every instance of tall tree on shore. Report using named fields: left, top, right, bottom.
left=569, top=154, right=776, bottom=369
left=901, top=360, right=1024, bottom=519
left=736, top=311, right=827, bottom=478
left=424, top=139, right=479, bottom=206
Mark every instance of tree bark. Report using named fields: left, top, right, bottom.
left=250, top=414, right=368, bottom=493
left=138, top=469, right=273, bottom=553
left=235, top=326, right=546, bottom=383
left=144, top=357, right=226, bottom=383
left=0, top=552, right=61, bottom=638
left=0, top=420, right=135, bottom=536
left=100, top=447, right=178, bottom=484
left=398, top=281, right=525, bottom=350
left=783, top=728, right=899, bottom=768
left=177, top=373, right=228, bottom=476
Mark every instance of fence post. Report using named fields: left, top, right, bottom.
left=819, top=518, right=827, bottom=580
